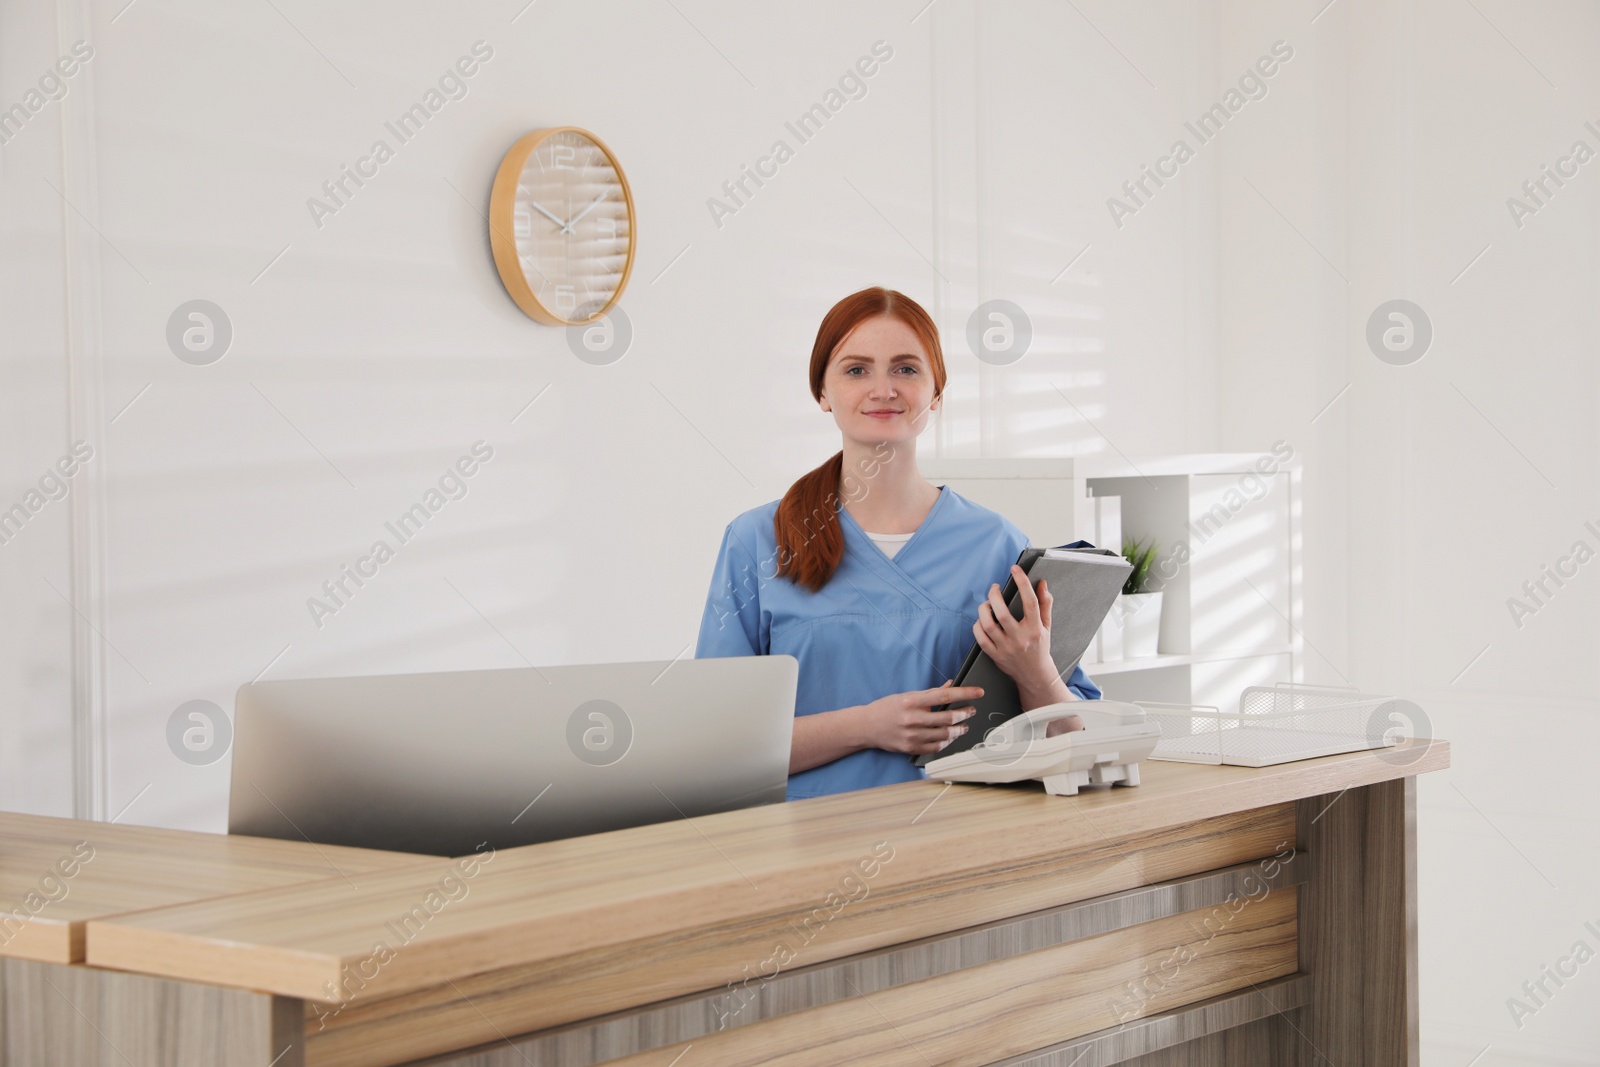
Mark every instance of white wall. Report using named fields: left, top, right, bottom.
left=7, top=0, right=1595, bottom=1063
left=1215, top=0, right=1600, bottom=1064
left=0, top=0, right=1230, bottom=825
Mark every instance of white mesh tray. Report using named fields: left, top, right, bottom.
left=1137, top=684, right=1403, bottom=768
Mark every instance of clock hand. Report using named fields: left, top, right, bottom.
left=529, top=201, right=569, bottom=231
left=562, top=191, right=610, bottom=233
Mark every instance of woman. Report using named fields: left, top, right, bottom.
left=695, top=287, right=1100, bottom=800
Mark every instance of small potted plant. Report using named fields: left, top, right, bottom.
left=1118, top=536, right=1164, bottom=658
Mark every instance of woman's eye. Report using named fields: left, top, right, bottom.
left=842, top=364, right=916, bottom=376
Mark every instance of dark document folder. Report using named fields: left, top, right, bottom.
left=911, top=540, right=1133, bottom=767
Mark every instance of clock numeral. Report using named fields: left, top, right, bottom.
left=597, top=217, right=617, bottom=240
left=551, top=144, right=576, bottom=170
left=554, top=284, right=578, bottom=311
left=513, top=207, right=532, bottom=239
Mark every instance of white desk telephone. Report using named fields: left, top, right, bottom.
left=923, top=701, right=1163, bottom=796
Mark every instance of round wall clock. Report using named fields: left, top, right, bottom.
left=489, top=127, right=636, bottom=326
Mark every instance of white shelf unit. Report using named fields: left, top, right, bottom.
left=921, top=454, right=1302, bottom=713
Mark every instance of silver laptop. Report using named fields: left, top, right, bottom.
left=228, top=655, right=797, bottom=856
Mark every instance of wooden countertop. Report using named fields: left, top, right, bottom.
left=0, top=811, right=420, bottom=964
left=82, top=739, right=1448, bottom=1001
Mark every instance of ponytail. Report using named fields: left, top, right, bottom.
left=774, top=452, right=847, bottom=594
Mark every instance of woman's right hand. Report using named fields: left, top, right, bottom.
left=856, top=680, right=983, bottom=756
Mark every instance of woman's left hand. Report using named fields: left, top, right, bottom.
left=973, top=565, right=1060, bottom=699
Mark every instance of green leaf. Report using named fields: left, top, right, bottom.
left=1120, top=535, right=1160, bottom=595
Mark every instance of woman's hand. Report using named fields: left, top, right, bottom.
left=973, top=565, right=1071, bottom=710
left=856, top=680, right=983, bottom=756
left=790, top=682, right=982, bottom=773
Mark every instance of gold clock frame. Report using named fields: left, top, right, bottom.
left=488, top=126, right=637, bottom=327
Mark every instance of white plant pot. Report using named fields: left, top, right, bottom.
left=1119, top=591, right=1164, bottom=658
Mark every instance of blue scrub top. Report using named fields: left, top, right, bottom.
left=695, top=485, right=1101, bottom=801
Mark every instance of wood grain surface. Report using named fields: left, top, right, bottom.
left=1008, top=974, right=1310, bottom=1067
left=84, top=741, right=1446, bottom=1004
left=0, top=811, right=418, bottom=965
left=1, top=956, right=304, bottom=1067
left=305, top=814, right=1298, bottom=1067
left=590, top=891, right=1300, bottom=1067
left=1288, top=776, right=1421, bottom=1066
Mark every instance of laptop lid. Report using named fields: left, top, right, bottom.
left=227, top=655, right=797, bottom=856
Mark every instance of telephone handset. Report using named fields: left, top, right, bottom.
left=981, top=700, right=1150, bottom=748
left=923, top=700, right=1162, bottom=796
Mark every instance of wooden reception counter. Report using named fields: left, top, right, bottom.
left=1, top=740, right=1448, bottom=1067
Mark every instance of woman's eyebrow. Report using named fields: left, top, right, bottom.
left=836, top=352, right=924, bottom=364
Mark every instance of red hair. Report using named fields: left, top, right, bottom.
left=774, top=287, right=947, bottom=593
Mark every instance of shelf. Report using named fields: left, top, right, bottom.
left=922, top=453, right=1301, bottom=482
left=1080, top=644, right=1296, bottom=676
left=920, top=454, right=1302, bottom=711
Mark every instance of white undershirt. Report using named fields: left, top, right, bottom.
left=863, top=530, right=916, bottom=559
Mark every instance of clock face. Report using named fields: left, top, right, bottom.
left=489, top=128, right=636, bottom=326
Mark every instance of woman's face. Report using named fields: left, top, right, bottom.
left=818, top=315, right=940, bottom=447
